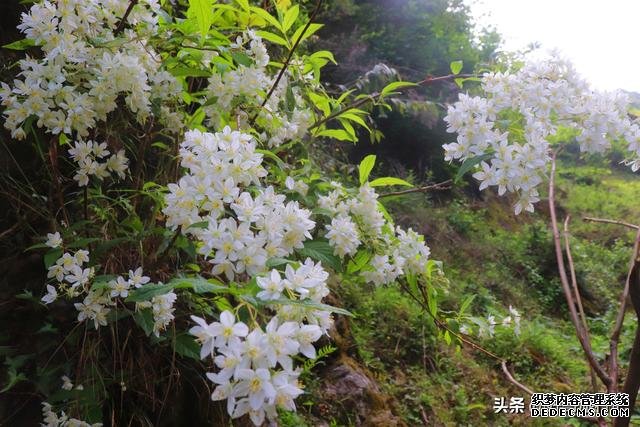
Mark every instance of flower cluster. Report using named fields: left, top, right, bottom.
left=319, top=182, right=431, bottom=285
left=137, top=290, right=178, bottom=337
left=44, top=249, right=93, bottom=301
left=163, top=128, right=315, bottom=280
left=0, top=0, right=182, bottom=140
left=443, top=56, right=640, bottom=214
left=460, top=306, right=522, bottom=338
left=41, top=402, right=101, bottom=427
left=204, top=30, right=313, bottom=147
left=68, top=140, right=129, bottom=186
left=190, top=259, right=331, bottom=425
left=40, top=235, right=173, bottom=333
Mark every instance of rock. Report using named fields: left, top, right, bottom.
left=317, top=355, right=405, bottom=427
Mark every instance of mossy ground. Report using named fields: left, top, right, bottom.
left=283, top=159, right=640, bottom=426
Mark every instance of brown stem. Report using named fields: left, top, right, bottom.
left=613, top=237, right=640, bottom=427
left=397, top=281, right=536, bottom=397
left=378, top=180, right=452, bottom=198
left=501, top=360, right=534, bottom=395
left=259, top=0, right=323, bottom=109
left=114, top=0, right=138, bottom=36
left=583, top=217, right=640, bottom=230
left=610, top=230, right=640, bottom=394
left=415, top=73, right=477, bottom=85
left=549, top=154, right=611, bottom=387
left=48, top=138, right=70, bottom=225
left=563, top=215, right=597, bottom=391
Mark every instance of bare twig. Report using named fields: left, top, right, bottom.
left=549, top=154, right=611, bottom=388
left=48, top=138, right=70, bottom=225
left=114, top=0, right=138, bottom=36
left=613, top=247, right=640, bottom=426
left=396, top=281, right=535, bottom=397
left=583, top=217, right=640, bottom=230
left=260, top=0, right=323, bottom=109
left=416, top=73, right=477, bottom=85
left=501, top=360, right=533, bottom=395
left=0, top=223, right=20, bottom=240
left=378, top=180, right=452, bottom=198
left=610, top=230, right=640, bottom=394
left=563, top=216, right=597, bottom=391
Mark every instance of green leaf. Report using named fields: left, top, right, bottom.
left=369, top=177, right=412, bottom=187
left=169, top=276, right=227, bottom=294
left=358, top=154, right=376, bottom=185
left=269, top=298, right=353, bottom=317
left=316, top=129, right=355, bottom=142
left=290, top=23, right=323, bottom=44
left=282, top=5, right=299, bottom=33
left=231, top=51, right=253, bottom=67
left=458, top=295, right=475, bottom=317
left=126, top=283, right=174, bottom=303
left=255, top=30, right=289, bottom=47
left=2, top=38, right=35, bottom=50
left=454, top=153, right=493, bottom=183
left=187, top=220, right=209, bottom=230
left=450, top=60, right=463, bottom=75
left=235, top=0, right=250, bottom=11
left=297, top=239, right=342, bottom=272
left=168, top=66, right=211, bottom=78
left=250, top=7, right=283, bottom=32
left=346, top=250, right=372, bottom=274
left=266, top=257, right=293, bottom=268
left=25, top=242, right=49, bottom=251
left=380, top=81, right=417, bottom=97
left=174, top=334, right=201, bottom=360
left=44, top=248, right=62, bottom=269
left=256, top=148, right=287, bottom=170
left=188, top=0, right=214, bottom=41
left=134, top=309, right=155, bottom=336
left=308, top=50, right=336, bottom=64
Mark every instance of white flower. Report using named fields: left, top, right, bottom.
left=128, top=267, right=150, bottom=288
left=41, top=285, right=58, bottom=304
left=234, top=368, right=276, bottom=411
left=189, top=315, right=217, bottom=359
left=325, top=215, right=360, bottom=258
left=109, top=276, right=130, bottom=298
left=65, top=265, right=93, bottom=289
left=45, top=232, right=62, bottom=248
left=257, top=270, right=285, bottom=301
left=211, top=311, right=249, bottom=348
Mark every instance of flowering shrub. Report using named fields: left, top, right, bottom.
left=2, top=0, right=456, bottom=424
left=443, top=56, right=640, bottom=214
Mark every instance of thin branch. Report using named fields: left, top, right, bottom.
left=0, top=223, right=20, bottom=240
left=48, top=137, right=70, bottom=225
left=610, top=229, right=640, bottom=393
left=378, top=180, right=452, bottom=198
left=416, top=73, right=477, bottom=85
left=564, top=215, right=597, bottom=392
left=260, top=0, right=323, bottom=109
left=549, top=154, right=611, bottom=388
left=309, top=73, right=479, bottom=131
left=396, top=281, right=536, bottom=397
left=613, top=241, right=640, bottom=427
left=583, top=217, right=640, bottom=230
left=501, top=360, right=534, bottom=395
left=114, top=0, right=138, bottom=36
left=309, top=94, right=374, bottom=131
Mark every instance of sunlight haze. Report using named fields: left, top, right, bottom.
left=467, top=0, right=640, bottom=93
